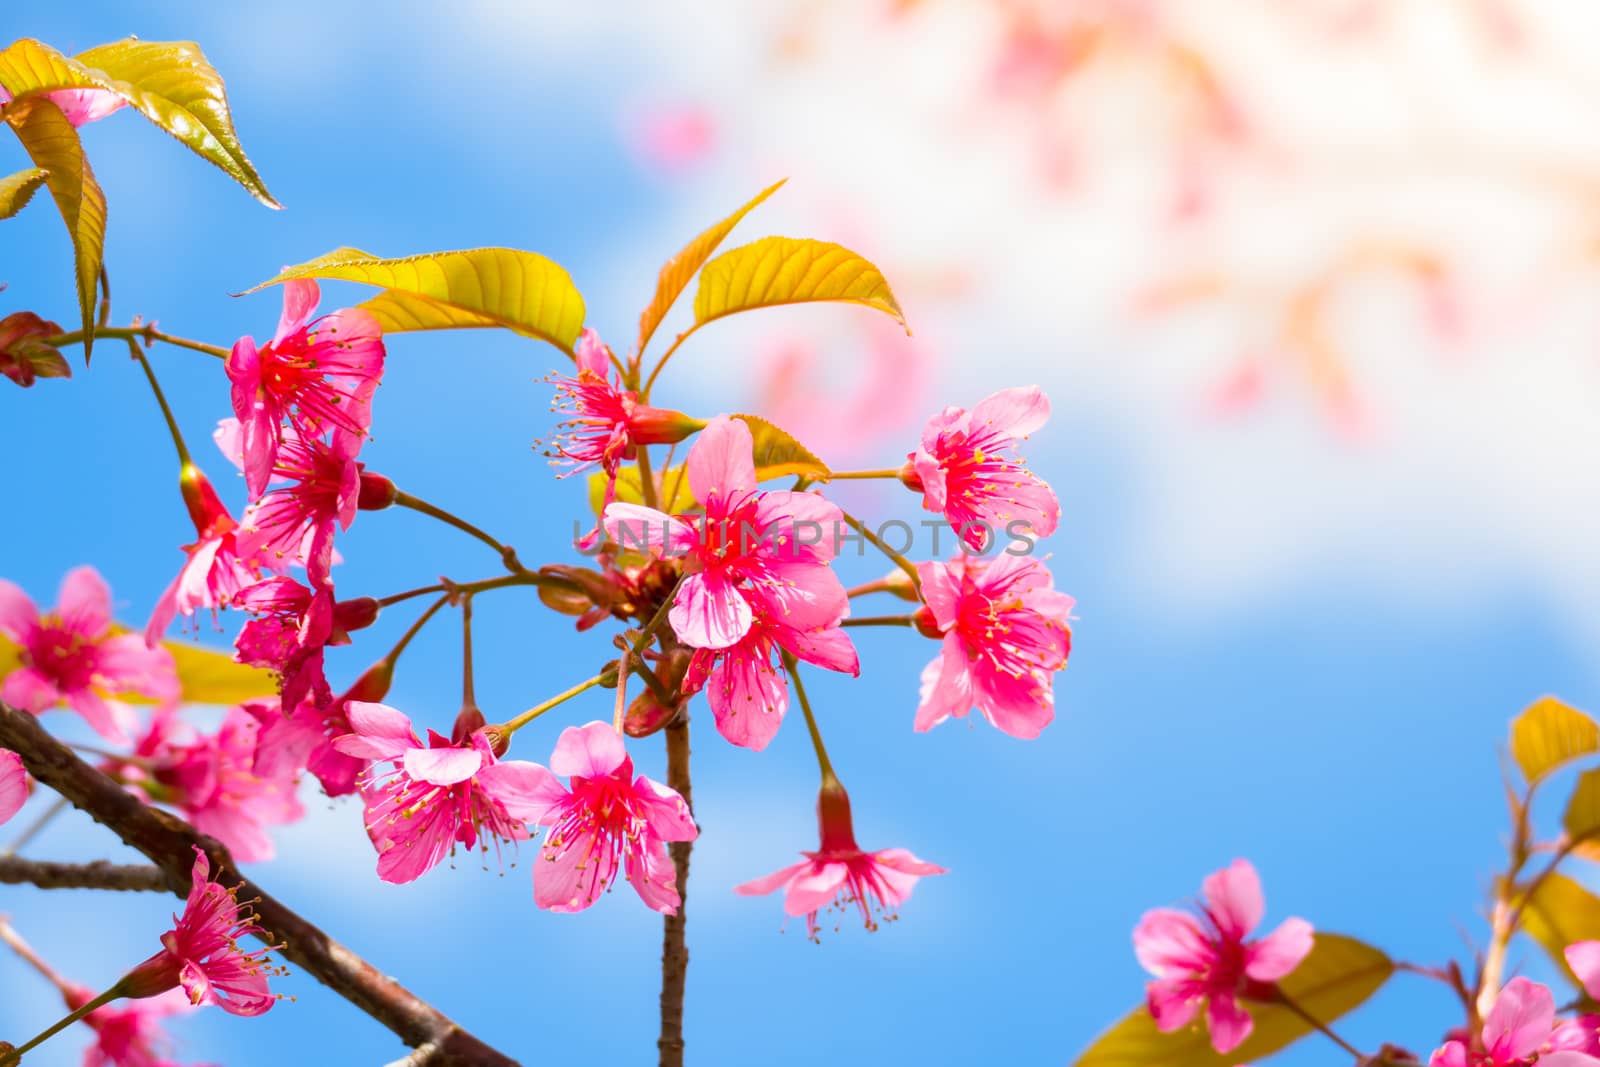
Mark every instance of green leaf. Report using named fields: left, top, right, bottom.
left=0, top=37, right=278, bottom=207
left=1522, top=872, right=1600, bottom=985
left=588, top=463, right=697, bottom=518
left=637, top=178, right=785, bottom=357
left=731, top=413, right=831, bottom=482
left=1072, top=934, right=1392, bottom=1067
left=251, top=247, right=586, bottom=353
left=1512, top=696, right=1599, bottom=786
left=6, top=97, right=105, bottom=355
left=160, top=641, right=278, bottom=706
left=0, top=166, right=48, bottom=220
left=693, top=236, right=908, bottom=332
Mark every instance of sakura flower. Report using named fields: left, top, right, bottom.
left=1428, top=977, right=1600, bottom=1067
left=119, top=705, right=303, bottom=863
left=234, top=428, right=360, bottom=586
left=682, top=600, right=858, bottom=752
left=547, top=328, right=700, bottom=499
left=904, top=385, right=1060, bottom=551
left=0, top=749, right=26, bottom=826
left=121, top=847, right=279, bottom=1016
left=512, top=721, right=697, bottom=914
left=227, top=279, right=384, bottom=499
left=146, top=462, right=264, bottom=645
left=602, top=415, right=849, bottom=650
left=1, top=566, right=177, bottom=744
left=0, top=310, right=71, bottom=387
left=64, top=983, right=200, bottom=1067
left=734, top=777, right=944, bottom=940
left=1134, top=859, right=1314, bottom=1054
left=251, top=660, right=393, bottom=797
left=232, top=577, right=339, bottom=712
left=332, top=701, right=546, bottom=884
left=914, top=553, right=1074, bottom=740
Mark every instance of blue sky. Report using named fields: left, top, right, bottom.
left=4, top=4, right=1599, bottom=1065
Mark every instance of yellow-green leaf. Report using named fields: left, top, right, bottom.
left=1512, top=696, right=1599, bottom=786
left=588, top=463, right=697, bottom=518
left=161, top=640, right=277, bottom=706
left=1072, top=934, right=1392, bottom=1067
left=251, top=247, right=586, bottom=353
left=1566, top=768, right=1600, bottom=844
left=693, top=236, right=908, bottom=332
left=0, top=37, right=277, bottom=207
left=0, top=633, right=22, bottom=679
left=0, top=166, right=48, bottom=220
left=1522, top=872, right=1600, bottom=985
left=6, top=97, right=104, bottom=355
left=637, top=178, right=785, bottom=357
left=732, top=413, right=831, bottom=482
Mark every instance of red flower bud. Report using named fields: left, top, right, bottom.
left=896, top=458, right=924, bottom=494
left=339, top=659, right=394, bottom=705
left=178, top=463, right=236, bottom=539
left=911, top=605, right=942, bottom=639
left=452, top=705, right=487, bottom=745
left=332, top=597, right=381, bottom=633
left=357, top=470, right=398, bottom=510
left=624, top=404, right=705, bottom=445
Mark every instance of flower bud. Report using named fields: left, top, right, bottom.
left=911, top=605, right=942, bottom=639
left=452, top=705, right=487, bottom=745
left=0, top=310, right=70, bottom=388
left=357, top=470, right=398, bottom=510
left=882, top=568, right=921, bottom=602
left=339, top=659, right=395, bottom=705
left=624, top=404, right=706, bottom=445
left=815, top=775, right=861, bottom=853
left=332, top=597, right=381, bottom=633
left=896, top=457, right=924, bottom=494
left=178, top=463, right=235, bottom=539
left=624, top=692, right=679, bottom=738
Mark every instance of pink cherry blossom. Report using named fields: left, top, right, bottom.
left=682, top=602, right=858, bottom=751
left=906, top=386, right=1060, bottom=552
left=332, top=701, right=547, bottom=884
left=0, top=566, right=177, bottom=744
left=547, top=328, right=699, bottom=501
left=64, top=983, right=200, bottom=1067
left=146, top=462, right=264, bottom=645
left=0, top=86, right=126, bottom=126
left=227, top=279, right=384, bottom=500
left=735, top=778, right=944, bottom=940
left=232, top=577, right=337, bottom=712
left=121, top=847, right=279, bottom=1016
left=602, top=415, right=849, bottom=651
left=246, top=694, right=362, bottom=798
left=235, top=429, right=360, bottom=586
left=510, top=721, right=697, bottom=914
left=118, top=705, right=303, bottom=863
left=1134, top=858, right=1314, bottom=1054
left=914, top=553, right=1073, bottom=740
left=1429, top=977, right=1600, bottom=1067
left=0, top=748, right=26, bottom=826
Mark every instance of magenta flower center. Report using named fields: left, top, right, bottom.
left=26, top=621, right=99, bottom=690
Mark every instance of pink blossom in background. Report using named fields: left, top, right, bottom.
left=235, top=428, right=360, bottom=586
left=146, top=461, right=263, bottom=645
left=0, top=748, right=26, bottom=825
left=0, top=86, right=126, bottom=126
left=0, top=566, right=177, bottom=744
left=1429, top=977, right=1600, bottom=1067
left=914, top=553, right=1073, bottom=740
left=226, top=279, right=384, bottom=500
left=1134, top=858, right=1314, bottom=1054
left=513, top=721, right=697, bottom=914
left=332, top=701, right=544, bottom=884
left=65, top=983, right=201, bottom=1067
left=119, top=706, right=304, bottom=863
left=603, top=415, right=850, bottom=651
left=624, top=103, right=715, bottom=172
left=122, top=847, right=279, bottom=1016
left=907, top=386, right=1060, bottom=552
left=734, top=778, right=944, bottom=940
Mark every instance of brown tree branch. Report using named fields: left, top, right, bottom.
left=0, top=701, right=520, bottom=1067
left=0, top=857, right=167, bottom=892
left=657, top=714, right=694, bottom=1067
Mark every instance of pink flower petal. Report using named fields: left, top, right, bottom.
left=1568, top=942, right=1600, bottom=1001
left=549, top=721, right=628, bottom=780
left=733, top=859, right=810, bottom=897
left=0, top=580, right=39, bottom=642
left=970, top=385, right=1051, bottom=440
left=1485, top=977, right=1556, bottom=1063
left=783, top=859, right=851, bottom=918
left=1, top=667, right=60, bottom=715
left=669, top=569, right=754, bottom=650
left=575, top=328, right=611, bottom=378
left=1245, top=918, right=1314, bottom=982
left=402, top=745, right=483, bottom=786
left=1147, top=977, right=1202, bottom=1033
left=57, top=565, right=111, bottom=637
left=477, top=761, right=566, bottom=823
left=914, top=638, right=974, bottom=732
left=0, top=750, right=27, bottom=825
left=1429, top=1040, right=1470, bottom=1067
left=335, top=702, right=419, bottom=760
left=1134, top=908, right=1214, bottom=977
left=632, top=775, right=698, bottom=841
left=601, top=502, right=698, bottom=556
left=687, top=415, right=757, bottom=502
left=273, top=279, right=321, bottom=344
left=1202, top=859, right=1265, bottom=940
left=703, top=641, right=788, bottom=752
left=1206, top=993, right=1254, bottom=1054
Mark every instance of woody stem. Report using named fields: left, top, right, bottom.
left=841, top=615, right=915, bottom=628
left=635, top=444, right=661, bottom=510
left=826, top=468, right=904, bottom=480
left=657, top=712, right=694, bottom=1067
left=128, top=339, right=193, bottom=467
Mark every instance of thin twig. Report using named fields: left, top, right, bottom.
left=0, top=857, right=168, bottom=892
